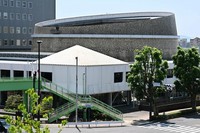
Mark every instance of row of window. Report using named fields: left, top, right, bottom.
left=114, top=69, right=174, bottom=84
left=0, top=0, right=33, bottom=9
left=0, top=26, right=33, bottom=34
left=0, top=12, right=33, bottom=21
left=0, top=39, right=32, bottom=46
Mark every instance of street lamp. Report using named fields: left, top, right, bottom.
left=37, top=40, right=42, bottom=121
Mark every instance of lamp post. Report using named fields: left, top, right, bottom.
left=37, top=40, right=42, bottom=121
left=75, top=57, right=78, bottom=126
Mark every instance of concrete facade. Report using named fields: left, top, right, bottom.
left=0, top=0, right=55, bottom=51
left=32, top=12, right=179, bottom=62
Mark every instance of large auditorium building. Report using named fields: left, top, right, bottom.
left=32, top=12, right=179, bottom=62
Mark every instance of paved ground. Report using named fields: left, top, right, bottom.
left=123, top=110, right=149, bottom=125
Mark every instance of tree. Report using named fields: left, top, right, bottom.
left=172, top=47, right=200, bottom=111
left=128, top=46, right=168, bottom=120
left=6, top=88, right=67, bottom=133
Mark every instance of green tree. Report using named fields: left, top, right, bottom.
left=6, top=88, right=67, bottom=133
left=128, top=46, right=168, bottom=120
left=172, top=47, right=200, bottom=111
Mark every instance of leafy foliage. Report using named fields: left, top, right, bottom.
left=6, top=88, right=67, bottom=133
left=128, top=46, right=168, bottom=118
left=5, top=94, right=23, bottom=111
left=172, top=47, right=200, bottom=111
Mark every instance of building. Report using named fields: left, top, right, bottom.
left=0, top=0, right=55, bottom=51
left=0, top=45, right=130, bottom=107
left=32, top=12, right=179, bottom=62
left=190, top=37, right=200, bottom=48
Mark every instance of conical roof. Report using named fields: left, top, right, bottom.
left=40, top=45, right=128, bottom=66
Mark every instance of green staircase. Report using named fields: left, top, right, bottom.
left=48, top=102, right=76, bottom=122
left=41, top=78, right=123, bottom=122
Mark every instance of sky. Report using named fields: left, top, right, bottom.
left=56, top=0, right=200, bottom=38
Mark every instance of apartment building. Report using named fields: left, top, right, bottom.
left=0, top=0, right=55, bottom=51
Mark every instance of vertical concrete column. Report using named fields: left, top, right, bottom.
left=24, top=70, right=27, bottom=78
left=108, top=93, right=112, bottom=106
left=10, top=69, right=14, bottom=78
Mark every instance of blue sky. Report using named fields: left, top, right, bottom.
left=56, top=0, right=200, bottom=38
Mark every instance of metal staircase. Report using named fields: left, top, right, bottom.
left=41, top=78, right=123, bottom=122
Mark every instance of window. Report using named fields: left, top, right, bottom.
left=16, top=1, right=20, bottom=7
left=0, top=26, right=1, bottom=33
left=167, top=69, right=173, bottom=78
left=0, top=40, right=2, bottom=46
left=22, top=13, right=27, bottom=20
left=114, top=72, right=123, bottom=83
left=16, top=39, right=20, bottom=46
left=0, top=0, right=2, bottom=6
left=10, top=13, right=14, bottom=20
left=22, top=39, right=26, bottom=45
left=16, top=13, right=20, bottom=20
left=16, top=27, right=20, bottom=34
left=28, top=27, right=33, bottom=34
left=3, top=0, right=8, bottom=6
left=14, top=70, right=24, bottom=77
left=28, top=2, right=32, bottom=8
left=22, top=27, right=27, bottom=34
left=28, top=40, right=32, bottom=45
left=10, top=27, right=14, bottom=34
left=3, top=39, right=8, bottom=45
left=1, top=70, right=10, bottom=77
left=9, top=0, right=14, bottom=7
left=0, top=12, right=1, bottom=19
left=3, top=12, right=8, bottom=19
left=22, top=1, right=26, bottom=8
left=28, top=14, right=33, bottom=21
left=41, top=72, right=52, bottom=82
left=10, top=39, right=14, bottom=45
left=3, top=26, right=8, bottom=33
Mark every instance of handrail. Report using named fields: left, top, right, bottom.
left=42, top=77, right=123, bottom=121
left=0, top=77, right=32, bottom=81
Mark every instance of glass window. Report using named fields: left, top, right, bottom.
left=16, top=13, right=20, bottom=20
left=22, top=27, right=27, bottom=34
left=16, top=39, right=20, bottom=46
left=28, top=40, right=32, bottom=45
left=167, top=69, right=173, bottom=78
left=28, top=2, right=32, bottom=8
left=0, top=0, right=2, bottom=6
left=22, top=1, right=26, bottom=8
left=28, top=14, right=33, bottom=21
left=3, top=39, right=8, bottom=45
left=10, top=39, right=14, bottom=45
left=10, top=27, right=14, bottom=34
left=9, top=0, right=14, bottom=7
left=0, top=39, right=2, bottom=46
left=0, top=12, right=1, bottom=19
left=114, top=72, right=123, bottom=83
left=0, top=26, right=1, bottom=33
left=16, top=1, right=20, bottom=7
left=10, top=13, right=14, bottom=20
left=16, top=27, right=20, bottom=34
left=28, top=27, right=33, bottom=34
left=3, top=26, right=8, bottom=33
left=22, top=13, right=27, bottom=20
left=3, top=0, right=8, bottom=6
left=3, top=12, right=8, bottom=19
left=22, top=39, right=26, bottom=45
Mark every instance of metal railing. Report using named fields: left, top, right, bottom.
left=42, top=77, right=123, bottom=121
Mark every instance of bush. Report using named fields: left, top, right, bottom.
left=4, top=94, right=22, bottom=112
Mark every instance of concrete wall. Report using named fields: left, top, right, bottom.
left=32, top=37, right=178, bottom=62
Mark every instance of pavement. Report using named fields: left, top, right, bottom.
left=123, top=110, right=149, bottom=125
